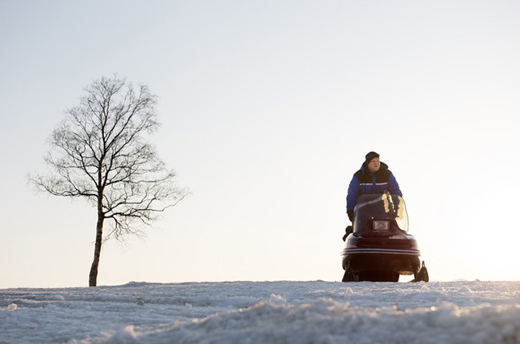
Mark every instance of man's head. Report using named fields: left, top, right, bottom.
left=365, top=151, right=380, bottom=173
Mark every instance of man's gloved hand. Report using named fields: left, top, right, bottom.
left=347, top=210, right=354, bottom=222
left=342, top=225, right=353, bottom=241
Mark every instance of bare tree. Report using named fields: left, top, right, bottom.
left=30, top=75, right=187, bottom=287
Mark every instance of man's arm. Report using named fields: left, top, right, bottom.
left=388, top=173, right=402, bottom=197
left=346, top=176, right=360, bottom=211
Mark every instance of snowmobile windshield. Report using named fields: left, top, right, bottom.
left=353, top=193, right=409, bottom=234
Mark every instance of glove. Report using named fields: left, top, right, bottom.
left=342, top=225, right=353, bottom=241
left=347, top=210, right=354, bottom=222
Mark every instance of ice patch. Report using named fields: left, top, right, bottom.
left=344, top=287, right=355, bottom=294
left=500, top=284, right=511, bottom=293
left=112, top=325, right=137, bottom=344
left=268, top=294, right=287, bottom=306
left=420, top=284, right=431, bottom=292
left=461, top=285, right=473, bottom=294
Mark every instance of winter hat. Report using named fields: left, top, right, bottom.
left=365, top=151, right=380, bottom=164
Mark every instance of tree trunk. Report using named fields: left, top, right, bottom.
left=89, top=196, right=104, bottom=287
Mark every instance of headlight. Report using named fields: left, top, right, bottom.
left=372, top=221, right=389, bottom=231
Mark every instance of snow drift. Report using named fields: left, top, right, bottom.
left=1, top=281, right=519, bottom=343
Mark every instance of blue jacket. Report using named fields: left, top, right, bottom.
left=346, top=162, right=402, bottom=211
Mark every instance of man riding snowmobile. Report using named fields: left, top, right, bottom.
left=342, top=152, right=428, bottom=282
left=346, top=151, right=402, bottom=222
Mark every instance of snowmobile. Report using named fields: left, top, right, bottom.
left=342, top=192, right=429, bottom=282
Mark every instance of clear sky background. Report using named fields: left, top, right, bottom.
left=1, top=0, right=519, bottom=288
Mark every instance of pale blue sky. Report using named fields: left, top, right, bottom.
left=1, top=0, right=519, bottom=288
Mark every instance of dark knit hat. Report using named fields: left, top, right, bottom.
left=365, top=151, right=380, bottom=163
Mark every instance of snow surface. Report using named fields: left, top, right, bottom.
left=1, top=281, right=520, bottom=344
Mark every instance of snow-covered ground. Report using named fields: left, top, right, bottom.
left=1, top=281, right=519, bottom=344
